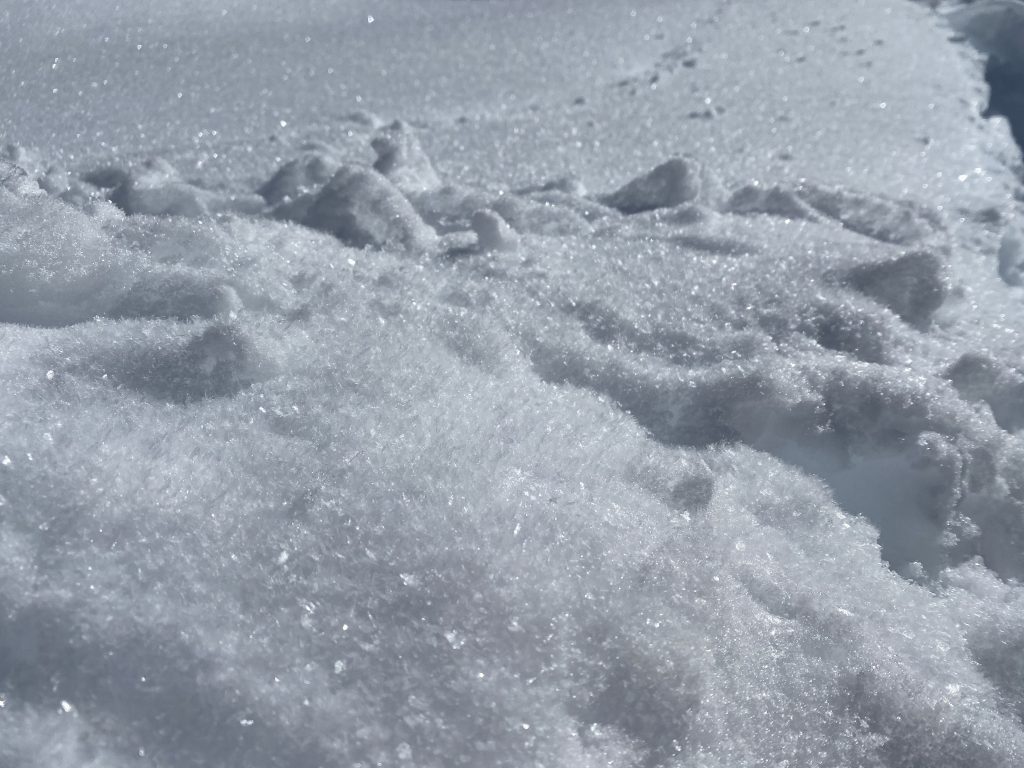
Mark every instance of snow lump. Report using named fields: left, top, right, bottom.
left=302, top=165, right=439, bottom=251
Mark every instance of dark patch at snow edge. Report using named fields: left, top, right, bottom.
left=984, top=56, right=1024, bottom=158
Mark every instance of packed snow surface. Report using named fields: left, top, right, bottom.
left=3, top=1, right=1024, bottom=766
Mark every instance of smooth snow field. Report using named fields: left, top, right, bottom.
left=4, top=1, right=1024, bottom=766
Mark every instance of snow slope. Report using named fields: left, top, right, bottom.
left=3, top=1, right=1024, bottom=766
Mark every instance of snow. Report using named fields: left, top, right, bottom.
left=371, top=120, right=442, bottom=195
left=0, top=189, right=134, bottom=326
left=2, top=1, right=1024, bottom=766
left=301, top=163, right=439, bottom=251
left=471, top=209, right=519, bottom=253
left=598, top=158, right=703, bottom=214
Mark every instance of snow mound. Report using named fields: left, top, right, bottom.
left=797, top=296, right=894, bottom=364
left=946, top=352, right=1024, bottom=432
left=302, top=165, right=439, bottom=251
left=109, top=270, right=242, bottom=322
left=797, top=184, right=942, bottom=245
left=844, top=250, right=948, bottom=328
left=491, top=193, right=594, bottom=236
left=0, top=160, right=43, bottom=197
left=471, top=208, right=519, bottom=252
left=37, top=165, right=71, bottom=197
left=109, top=158, right=211, bottom=217
left=96, top=323, right=278, bottom=402
left=725, top=183, right=818, bottom=220
left=0, top=144, right=46, bottom=179
left=110, top=158, right=262, bottom=217
left=371, top=120, right=441, bottom=194
left=728, top=181, right=941, bottom=245
left=408, top=183, right=494, bottom=234
left=599, top=158, right=702, bottom=214
left=258, top=146, right=341, bottom=207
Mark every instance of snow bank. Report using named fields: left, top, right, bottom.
left=5, top=144, right=1024, bottom=763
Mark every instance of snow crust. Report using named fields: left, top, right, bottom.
left=2, top=1, right=1024, bottom=766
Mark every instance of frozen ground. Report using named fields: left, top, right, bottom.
left=3, top=1, right=1024, bottom=766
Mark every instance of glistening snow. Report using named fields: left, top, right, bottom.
left=2, top=1, right=1024, bottom=766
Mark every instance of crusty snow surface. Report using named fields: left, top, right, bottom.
left=3, top=1, right=1024, bottom=766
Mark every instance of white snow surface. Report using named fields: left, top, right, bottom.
left=3, top=1, right=1024, bottom=766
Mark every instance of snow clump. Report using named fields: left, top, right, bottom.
left=302, top=165, right=439, bottom=251
left=599, top=157, right=702, bottom=214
